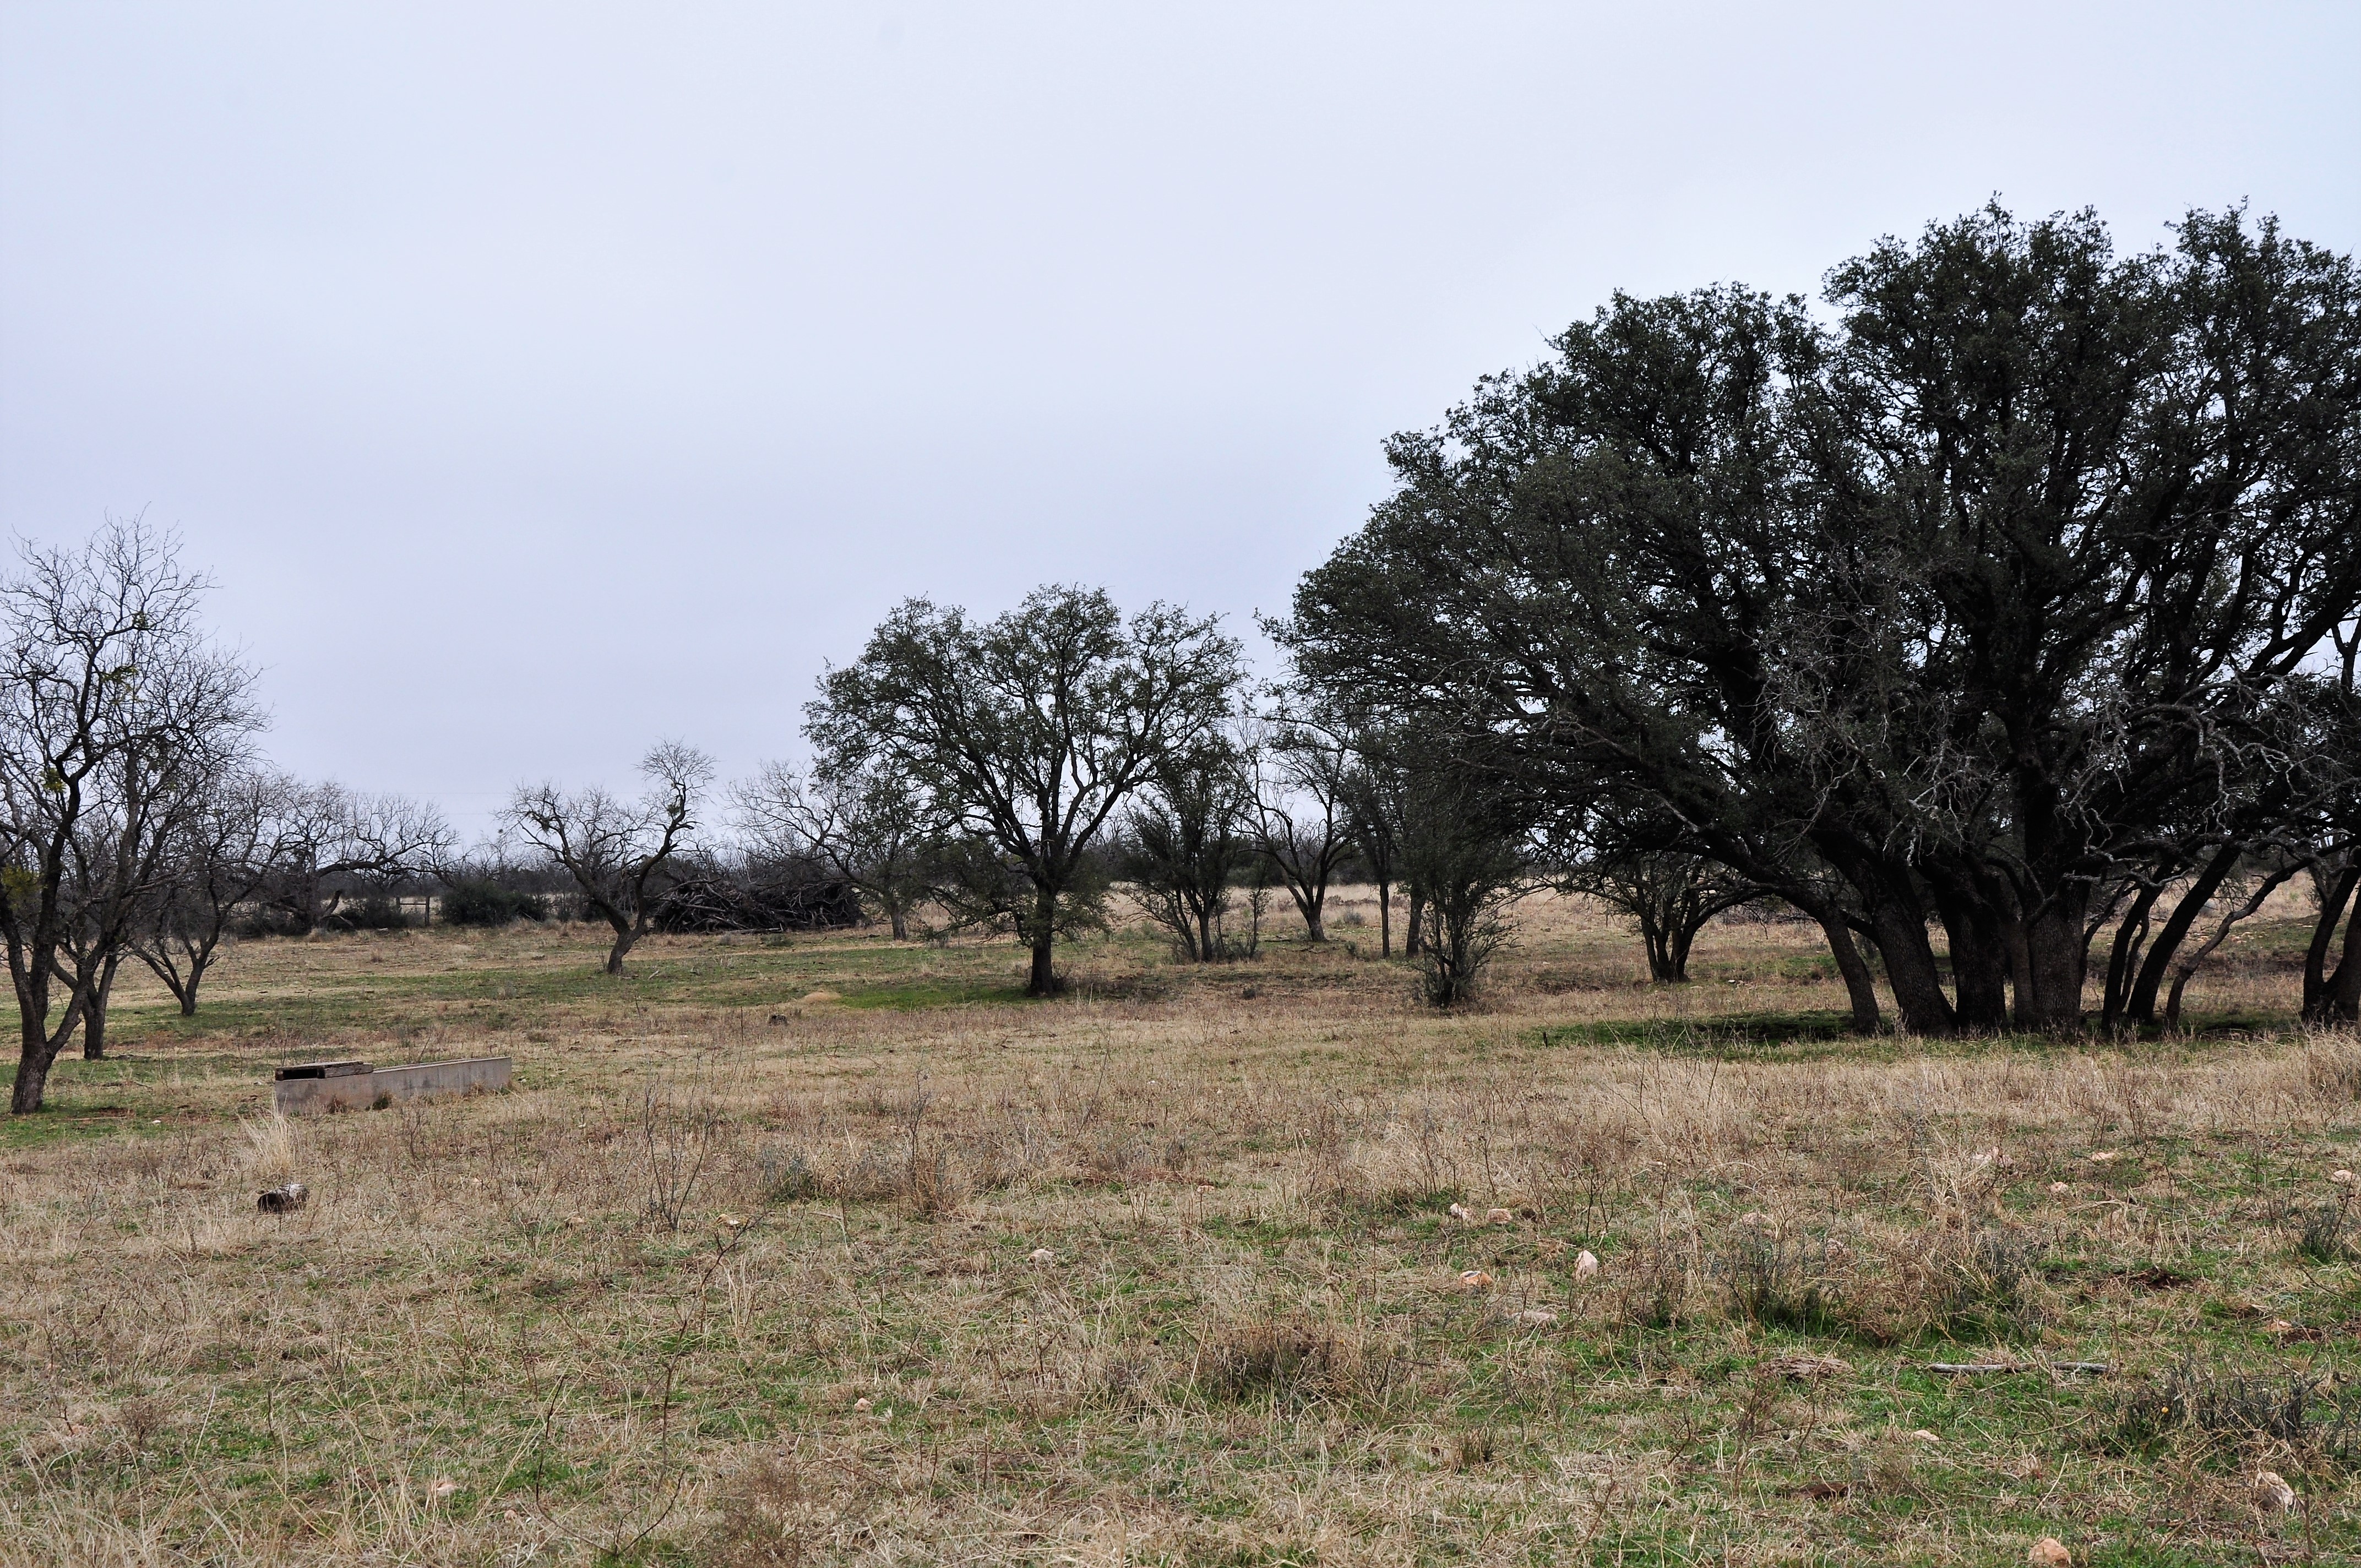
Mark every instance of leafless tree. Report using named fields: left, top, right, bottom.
left=255, top=781, right=451, bottom=931
left=733, top=758, right=940, bottom=940
left=1242, top=718, right=1353, bottom=943
left=1, top=521, right=261, bottom=1111
left=130, top=767, right=295, bottom=1015
left=1121, top=733, right=1254, bottom=961
left=504, top=742, right=713, bottom=974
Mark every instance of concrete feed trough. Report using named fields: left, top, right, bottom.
left=273, top=1056, right=512, bottom=1114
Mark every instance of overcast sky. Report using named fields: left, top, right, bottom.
left=3, top=3, right=2355, bottom=836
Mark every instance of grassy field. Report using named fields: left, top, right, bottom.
left=4, top=888, right=2359, bottom=1565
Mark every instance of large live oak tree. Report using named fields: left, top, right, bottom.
left=1283, top=206, right=2361, bottom=1034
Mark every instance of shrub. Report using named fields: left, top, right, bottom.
left=322, top=895, right=411, bottom=931
left=2103, top=1361, right=2361, bottom=1459
left=1715, top=1227, right=1841, bottom=1333
left=440, top=880, right=548, bottom=927
left=1198, top=1316, right=1362, bottom=1406
left=2298, top=1195, right=2357, bottom=1263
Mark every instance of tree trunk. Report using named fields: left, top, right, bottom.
left=2321, top=893, right=2361, bottom=1025
left=1299, top=893, right=1326, bottom=943
left=2304, top=867, right=2358, bottom=1021
left=10, top=1036, right=52, bottom=1115
left=2101, top=884, right=2162, bottom=1031
left=2019, top=888, right=2091, bottom=1030
left=1026, top=885, right=1059, bottom=996
left=1809, top=908, right=1881, bottom=1033
left=1933, top=885, right=2010, bottom=1030
left=1404, top=889, right=1426, bottom=957
left=1867, top=895, right=1954, bottom=1036
left=604, top=923, right=633, bottom=975
left=1638, top=909, right=1682, bottom=982
left=81, top=951, right=123, bottom=1060
left=10, top=979, right=75, bottom=1114
left=2126, top=842, right=2242, bottom=1024
left=887, top=902, right=910, bottom=942
left=1665, top=912, right=1710, bottom=982
left=1376, top=880, right=1391, bottom=958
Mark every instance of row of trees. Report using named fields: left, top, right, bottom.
left=12, top=205, right=2354, bottom=1114
left=0, top=526, right=461, bottom=1110
left=766, top=585, right=1731, bottom=1006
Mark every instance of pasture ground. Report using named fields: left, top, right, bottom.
left=4, top=888, right=2358, bottom=1566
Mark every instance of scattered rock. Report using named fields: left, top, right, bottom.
left=1513, top=1307, right=1559, bottom=1326
left=1447, top=1202, right=1477, bottom=1225
left=429, top=1478, right=458, bottom=1502
left=1456, top=1269, right=1493, bottom=1290
left=2335, top=1169, right=2357, bottom=1186
left=853, top=1396, right=872, bottom=1413
left=1028, top=1248, right=1055, bottom=1265
left=1486, top=1207, right=1515, bottom=1225
left=1909, top=1428, right=1940, bottom=1444
left=2027, top=1538, right=2071, bottom=1567
left=1573, top=1249, right=1600, bottom=1280
left=256, top=1183, right=308, bottom=1215
left=2254, top=1470, right=2297, bottom=1513
left=2086, top=1151, right=2120, bottom=1166
left=717, top=1212, right=747, bottom=1231
left=2047, top=1182, right=2071, bottom=1196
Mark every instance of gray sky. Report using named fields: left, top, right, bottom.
left=4, top=3, right=2355, bottom=836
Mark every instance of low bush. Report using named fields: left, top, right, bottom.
left=440, top=880, right=548, bottom=927
left=321, top=895, right=412, bottom=932
left=2104, top=1361, right=2361, bottom=1460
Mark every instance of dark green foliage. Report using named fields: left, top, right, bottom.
left=440, top=880, right=548, bottom=927
left=1282, top=204, right=2361, bottom=1037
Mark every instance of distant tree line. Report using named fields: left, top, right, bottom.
left=7, top=204, right=2357, bottom=1112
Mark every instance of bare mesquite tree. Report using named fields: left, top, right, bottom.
left=733, top=757, right=941, bottom=940
left=1336, top=727, right=1410, bottom=957
left=505, top=742, right=713, bottom=974
left=130, top=767, right=295, bottom=1016
left=1122, top=732, right=1255, bottom=961
left=257, top=781, right=452, bottom=932
left=1, top=522, right=261, bottom=1111
left=1242, top=717, right=1353, bottom=943
left=1550, top=799, right=1762, bottom=983
left=809, top=585, right=1242, bottom=997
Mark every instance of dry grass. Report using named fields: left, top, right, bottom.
left=3, top=891, right=2358, bottom=1564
